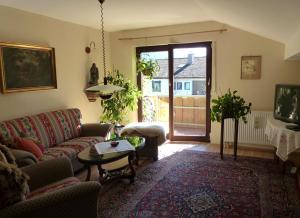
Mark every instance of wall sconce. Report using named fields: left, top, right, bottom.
left=85, top=41, right=96, bottom=54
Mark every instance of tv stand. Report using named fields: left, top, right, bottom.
left=286, top=125, right=300, bottom=131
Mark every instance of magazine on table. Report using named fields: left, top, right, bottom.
left=92, top=140, right=135, bottom=155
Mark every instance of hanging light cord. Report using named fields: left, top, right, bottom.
left=99, top=0, right=106, bottom=77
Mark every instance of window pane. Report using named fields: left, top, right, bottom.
left=177, top=82, right=182, bottom=90
left=184, top=82, right=190, bottom=90
left=152, top=81, right=161, bottom=92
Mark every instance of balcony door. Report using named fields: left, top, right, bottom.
left=137, top=42, right=212, bottom=141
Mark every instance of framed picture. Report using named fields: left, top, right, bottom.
left=0, top=42, right=57, bottom=93
left=241, top=56, right=261, bottom=80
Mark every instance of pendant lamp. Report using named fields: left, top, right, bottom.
left=86, top=0, right=123, bottom=100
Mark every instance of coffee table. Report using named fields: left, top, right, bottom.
left=77, top=140, right=136, bottom=184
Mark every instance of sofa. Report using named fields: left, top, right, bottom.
left=0, top=108, right=112, bottom=171
left=0, top=157, right=101, bottom=218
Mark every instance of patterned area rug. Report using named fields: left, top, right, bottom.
left=98, top=150, right=300, bottom=217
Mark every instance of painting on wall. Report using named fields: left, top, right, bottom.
left=241, top=56, right=261, bottom=80
left=0, top=42, right=57, bottom=93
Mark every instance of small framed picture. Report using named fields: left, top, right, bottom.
left=241, top=56, right=261, bottom=80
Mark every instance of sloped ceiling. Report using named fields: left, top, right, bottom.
left=1, top=0, right=300, bottom=58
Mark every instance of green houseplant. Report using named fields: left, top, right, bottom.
left=211, top=89, right=252, bottom=123
left=100, top=69, right=141, bottom=124
left=211, top=89, right=252, bottom=159
left=136, top=57, right=160, bottom=79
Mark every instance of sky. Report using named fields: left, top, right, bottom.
left=141, top=47, right=207, bottom=59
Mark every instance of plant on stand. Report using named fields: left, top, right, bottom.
left=100, top=69, right=141, bottom=138
left=211, top=89, right=252, bottom=159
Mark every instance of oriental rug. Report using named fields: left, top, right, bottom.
left=98, top=150, right=300, bottom=217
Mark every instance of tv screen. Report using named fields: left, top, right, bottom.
left=274, top=84, right=300, bottom=125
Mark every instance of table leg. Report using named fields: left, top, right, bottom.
left=97, top=164, right=106, bottom=184
left=282, top=161, right=286, bottom=174
left=273, top=148, right=280, bottom=164
left=135, top=150, right=139, bottom=166
left=85, top=165, right=91, bottom=181
left=220, top=119, right=224, bottom=160
left=233, top=119, right=239, bottom=160
left=128, top=152, right=136, bottom=183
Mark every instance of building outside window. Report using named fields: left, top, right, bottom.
left=174, top=82, right=177, bottom=90
left=184, top=82, right=190, bottom=90
left=152, top=81, right=161, bottom=92
left=177, top=82, right=182, bottom=90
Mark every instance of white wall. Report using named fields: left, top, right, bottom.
left=0, top=6, right=109, bottom=123
left=109, top=21, right=300, bottom=144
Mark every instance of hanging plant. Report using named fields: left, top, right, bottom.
left=211, top=89, right=252, bottom=123
left=136, top=57, right=160, bottom=79
left=100, top=69, right=141, bottom=124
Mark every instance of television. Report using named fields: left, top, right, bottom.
left=274, top=84, right=300, bottom=130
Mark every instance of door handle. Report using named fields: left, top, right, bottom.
left=207, top=77, right=211, bottom=87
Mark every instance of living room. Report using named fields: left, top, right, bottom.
left=0, top=0, right=300, bottom=217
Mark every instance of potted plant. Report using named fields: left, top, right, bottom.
left=136, top=57, right=160, bottom=79
left=211, top=89, right=252, bottom=123
left=100, top=69, right=141, bottom=133
left=211, top=89, right=252, bottom=159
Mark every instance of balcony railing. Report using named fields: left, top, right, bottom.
left=142, top=96, right=206, bottom=136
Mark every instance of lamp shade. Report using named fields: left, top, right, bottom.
left=86, top=84, right=124, bottom=99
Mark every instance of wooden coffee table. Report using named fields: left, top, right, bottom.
left=77, top=141, right=135, bottom=184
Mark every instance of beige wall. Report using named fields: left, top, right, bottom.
left=285, top=28, right=300, bottom=60
left=109, top=21, right=300, bottom=144
left=0, top=6, right=108, bottom=123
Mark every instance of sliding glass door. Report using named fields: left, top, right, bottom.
left=137, top=46, right=170, bottom=135
left=137, top=42, right=212, bottom=141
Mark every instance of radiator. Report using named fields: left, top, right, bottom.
left=224, top=111, right=273, bottom=146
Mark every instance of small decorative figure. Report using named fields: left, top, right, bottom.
left=89, top=63, right=99, bottom=86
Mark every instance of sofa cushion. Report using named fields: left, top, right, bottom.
left=19, top=133, right=45, bottom=153
left=41, top=137, right=105, bottom=161
left=64, top=108, right=82, bottom=138
left=14, top=137, right=43, bottom=160
left=8, top=115, right=58, bottom=149
left=7, top=108, right=82, bottom=149
left=0, top=122, right=19, bottom=146
left=27, top=177, right=80, bottom=199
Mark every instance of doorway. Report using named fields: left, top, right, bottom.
left=137, top=42, right=212, bottom=141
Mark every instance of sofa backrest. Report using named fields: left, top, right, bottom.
left=0, top=122, right=20, bottom=146
left=0, top=108, right=82, bottom=148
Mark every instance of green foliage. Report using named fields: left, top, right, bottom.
left=136, top=57, right=160, bottom=79
left=126, top=136, right=144, bottom=147
left=100, top=69, right=141, bottom=124
left=110, top=134, right=144, bottom=148
left=211, top=89, right=252, bottom=123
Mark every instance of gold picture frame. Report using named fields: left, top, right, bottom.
left=0, top=42, right=57, bottom=93
left=241, top=56, right=261, bottom=80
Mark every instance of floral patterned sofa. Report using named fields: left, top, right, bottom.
left=0, top=108, right=112, bottom=171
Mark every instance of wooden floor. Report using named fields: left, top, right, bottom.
left=76, top=142, right=276, bottom=182
left=168, top=141, right=274, bottom=159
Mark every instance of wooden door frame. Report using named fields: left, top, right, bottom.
left=136, top=42, right=212, bottom=142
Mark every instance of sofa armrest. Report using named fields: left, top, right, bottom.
left=0, top=182, right=101, bottom=218
left=22, top=157, right=73, bottom=191
left=81, top=123, right=113, bottom=138
left=10, top=148, right=38, bottom=167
